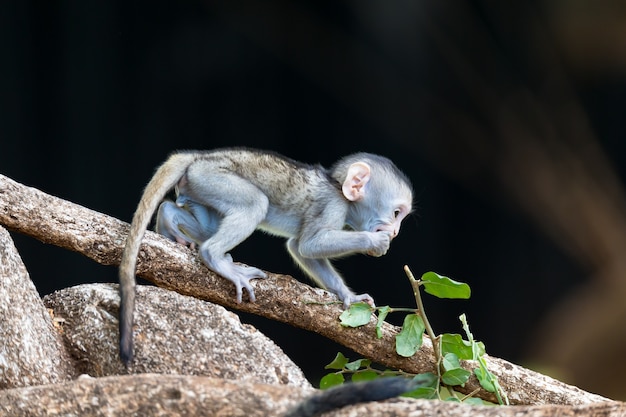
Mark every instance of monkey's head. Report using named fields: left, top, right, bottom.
left=331, top=153, right=413, bottom=239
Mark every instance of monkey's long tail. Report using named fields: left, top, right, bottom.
left=283, top=376, right=423, bottom=417
left=118, top=152, right=198, bottom=366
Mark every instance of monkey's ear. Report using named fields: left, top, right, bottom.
left=342, top=162, right=371, bottom=201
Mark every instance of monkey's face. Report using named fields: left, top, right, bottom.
left=337, top=154, right=413, bottom=240
left=364, top=172, right=413, bottom=239
left=375, top=203, right=411, bottom=239
left=346, top=193, right=412, bottom=239
left=372, top=199, right=411, bottom=239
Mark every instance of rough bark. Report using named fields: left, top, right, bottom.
left=0, top=374, right=623, bottom=417
left=0, top=173, right=615, bottom=406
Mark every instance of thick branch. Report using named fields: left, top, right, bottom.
left=0, top=174, right=612, bottom=405
left=0, top=374, right=623, bottom=417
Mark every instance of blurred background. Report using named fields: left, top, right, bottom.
left=1, top=0, right=626, bottom=400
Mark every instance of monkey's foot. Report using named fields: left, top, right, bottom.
left=342, top=293, right=375, bottom=309
left=227, top=264, right=267, bottom=303
left=206, top=256, right=267, bottom=303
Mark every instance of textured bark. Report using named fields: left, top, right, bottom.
left=0, top=173, right=615, bottom=406
left=0, top=374, right=623, bottom=417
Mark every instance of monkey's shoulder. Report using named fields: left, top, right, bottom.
left=193, top=147, right=321, bottom=170
left=185, top=148, right=336, bottom=191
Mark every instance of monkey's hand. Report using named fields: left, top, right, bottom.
left=366, top=231, right=391, bottom=257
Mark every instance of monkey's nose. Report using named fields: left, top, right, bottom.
left=375, top=226, right=398, bottom=238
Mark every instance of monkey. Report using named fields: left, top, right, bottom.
left=119, top=148, right=413, bottom=365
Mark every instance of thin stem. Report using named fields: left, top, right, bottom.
left=387, top=307, right=419, bottom=313
left=460, top=387, right=482, bottom=402
left=404, top=265, right=439, bottom=359
left=404, top=265, right=451, bottom=399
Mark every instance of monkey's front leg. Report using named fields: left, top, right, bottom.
left=297, top=229, right=392, bottom=259
left=287, top=238, right=374, bottom=308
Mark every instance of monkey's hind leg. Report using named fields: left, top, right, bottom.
left=156, top=198, right=220, bottom=248
left=192, top=175, right=269, bottom=303
left=156, top=201, right=201, bottom=248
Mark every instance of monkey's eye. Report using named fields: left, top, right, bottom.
left=393, top=209, right=401, bottom=219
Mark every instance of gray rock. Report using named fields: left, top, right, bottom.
left=0, top=226, right=75, bottom=388
left=43, top=283, right=311, bottom=388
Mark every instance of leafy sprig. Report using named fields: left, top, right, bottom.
left=324, top=266, right=509, bottom=405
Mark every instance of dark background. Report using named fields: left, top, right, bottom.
left=2, top=1, right=626, bottom=400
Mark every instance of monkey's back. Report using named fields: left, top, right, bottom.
left=189, top=148, right=337, bottom=197
left=182, top=148, right=347, bottom=236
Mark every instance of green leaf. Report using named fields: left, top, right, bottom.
left=440, top=333, right=485, bottom=360
left=339, top=302, right=373, bottom=327
left=474, top=367, right=496, bottom=393
left=403, top=373, right=439, bottom=399
left=375, top=305, right=391, bottom=338
left=444, top=395, right=462, bottom=403
left=351, top=370, right=379, bottom=382
left=407, top=386, right=438, bottom=399
left=442, top=368, right=471, bottom=386
left=441, top=353, right=471, bottom=386
left=345, top=358, right=371, bottom=371
left=441, top=353, right=461, bottom=372
left=463, top=397, right=486, bottom=406
left=324, top=352, right=349, bottom=370
left=474, top=341, right=486, bottom=358
left=320, top=373, right=344, bottom=389
left=421, top=272, right=471, bottom=299
left=457, top=315, right=486, bottom=359
left=395, top=314, right=425, bottom=357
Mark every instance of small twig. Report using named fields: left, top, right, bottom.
left=404, top=265, right=439, bottom=358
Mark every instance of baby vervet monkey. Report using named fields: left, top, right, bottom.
left=119, top=148, right=413, bottom=364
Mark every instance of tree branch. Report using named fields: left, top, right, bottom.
left=0, top=174, right=613, bottom=405
left=1, top=374, right=624, bottom=417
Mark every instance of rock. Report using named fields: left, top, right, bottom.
left=0, top=226, right=75, bottom=388
left=43, top=283, right=311, bottom=388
